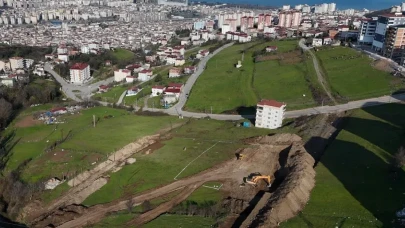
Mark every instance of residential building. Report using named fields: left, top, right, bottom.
left=255, top=99, right=286, bottom=129
left=9, top=57, right=23, bottom=71
left=167, top=83, right=183, bottom=91
left=138, top=69, right=153, bottom=81
left=151, top=85, right=165, bottom=97
left=0, top=78, right=15, bottom=87
left=278, top=10, right=301, bottom=28
left=126, top=76, right=136, bottom=83
left=372, top=13, right=405, bottom=52
left=70, top=63, right=90, bottom=83
left=58, top=54, right=69, bottom=62
left=184, top=66, right=196, bottom=74
left=383, top=25, right=405, bottom=65
left=114, top=69, right=131, bottom=82
left=127, top=87, right=141, bottom=96
left=169, top=68, right=181, bottom=77
left=312, top=38, right=323, bottom=47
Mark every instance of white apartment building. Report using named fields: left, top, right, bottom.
left=255, top=99, right=286, bottom=130
left=114, top=69, right=131, bottom=82
left=9, top=57, right=24, bottom=71
left=70, top=63, right=90, bottom=83
left=358, top=17, right=377, bottom=44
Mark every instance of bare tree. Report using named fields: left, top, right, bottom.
left=125, top=198, right=135, bottom=213
left=393, top=146, right=405, bottom=168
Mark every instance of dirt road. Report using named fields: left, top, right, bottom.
left=127, top=183, right=203, bottom=227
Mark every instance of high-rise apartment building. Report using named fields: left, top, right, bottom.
left=278, top=10, right=301, bottom=28
left=70, top=63, right=90, bottom=84
left=372, top=12, right=405, bottom=52
left=358, top=17, right=377, bottom=44
left=383, top=25, right=405, bottom=65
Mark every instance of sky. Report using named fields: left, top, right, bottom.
left=195, top=0, right=401, bottom=10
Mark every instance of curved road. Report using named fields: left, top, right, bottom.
left=45, top=42, right=405, bottom=121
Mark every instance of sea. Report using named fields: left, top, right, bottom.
left=195, top=0, right=401, bottom=10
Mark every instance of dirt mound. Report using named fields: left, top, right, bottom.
left=245, top=143, right=316, bottom=227
left=373, top=59, right=394, bottom=72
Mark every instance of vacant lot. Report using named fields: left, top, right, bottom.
left=254, top=59, right=317, bottom=110
left=316, top=47, right=404, bottom=101
left=283, top=104, right=405, bottom=227
left=4, top=106, right=181, bottom=183
left=112, top=48, right=135, bottom=61
left=186, top=40, right=318, bottom=113
left=83, top=118, right=286, bottom=206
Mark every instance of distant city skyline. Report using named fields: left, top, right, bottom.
left=193, top=0, right=401, bottom=10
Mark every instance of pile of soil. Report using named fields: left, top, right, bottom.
left=15, top=116, right=41, bottom=128
left=246, top=143, right=316, bottom=227
left=373, top=59, right=394, bottom=73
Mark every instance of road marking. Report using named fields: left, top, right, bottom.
left=202, top=183, right=223, bottom=190
left=173, top=142, right=218, bottom=180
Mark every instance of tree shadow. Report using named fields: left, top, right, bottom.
left=320, top=138, right=405, bottom=227
left=313, top=103, right=405, bottom=227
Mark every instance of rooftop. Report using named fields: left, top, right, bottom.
left=257, top=99, right=285, bottom=108
left=70, top=63, right=89, bottom=70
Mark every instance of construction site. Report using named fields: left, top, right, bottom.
left=16, top=131, right=315, bottom=228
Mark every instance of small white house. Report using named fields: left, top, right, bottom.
left=138, top=70, right=153, bottom=82
left=114, top=69, right=131, bottom=82
left=126, top=76, right=136, bottom=83
left=152, top=85, right=165, bottom=97
left=169, top=68, right=181, bottom=78
left=57, top=54, right=69, bottom=62
left=312, top=38, right=323, bottom=47
left=126, top=87, right=141, bottom=96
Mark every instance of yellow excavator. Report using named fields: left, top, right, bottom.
left=240, top=172, right=272, bottom=188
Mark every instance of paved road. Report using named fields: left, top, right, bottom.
left=45, top=43, right=405, bottom=122
left=298, top=39, right=337, bottom=104
left=44, top=63, right=114, bottom=102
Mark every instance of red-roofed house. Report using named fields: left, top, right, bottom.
left=169, top=68, right=181, bottom=78
left=98, top=85, right=109, bottom=92
left=138, top=69, right=153, bottom=82
left=167, top=83, right=184, bottom=91
left=152, top=85, right=165, bottom=97
left=126, top=75, right=137, bottom=83
left=70, top=63, right=90, bottom=83
left=255, top=99, right=286, bottom=129
left=127, top=86, right=142, bottom=96
left=184, top=66, right=196, bottom=74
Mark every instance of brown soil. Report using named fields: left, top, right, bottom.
left=47, top=150, right=70, bottom=163
left=28, top=133, right=316, bottom=228
left=373, top=59, right=394, bottom=73
left=15, top=115, right=41, bottom=128
left=140, top=141, right=165, bottom=155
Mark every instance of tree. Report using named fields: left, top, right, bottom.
left=125, top=199, right=135, bottom=213
left=0, top=98, right=12, bottom=128
left=141, top=200, right=152, bottom=212
left=154, top=74, right=162, bottom=82
left=393, top=146, right=405, bottom=168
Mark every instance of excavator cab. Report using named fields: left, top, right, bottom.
left=243, top=172, right=272, bottom=188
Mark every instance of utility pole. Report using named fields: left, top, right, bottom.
left=93, top=115, right=96, bottom=127
left=211, top=106, right=212, bottom=114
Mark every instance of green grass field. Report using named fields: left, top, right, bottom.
left=112, top=48, right=135, bottom=61
left=254, top=59, right=317, bottom=110
left=4, top=106, right=182, bottom=183
left=83, top=118, right=294, bottom=206
left=283, top=104, right=405, bottom=227
left=186, top=40, right=316, bottom=113
left=316, top=47, right=404, bottom=101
